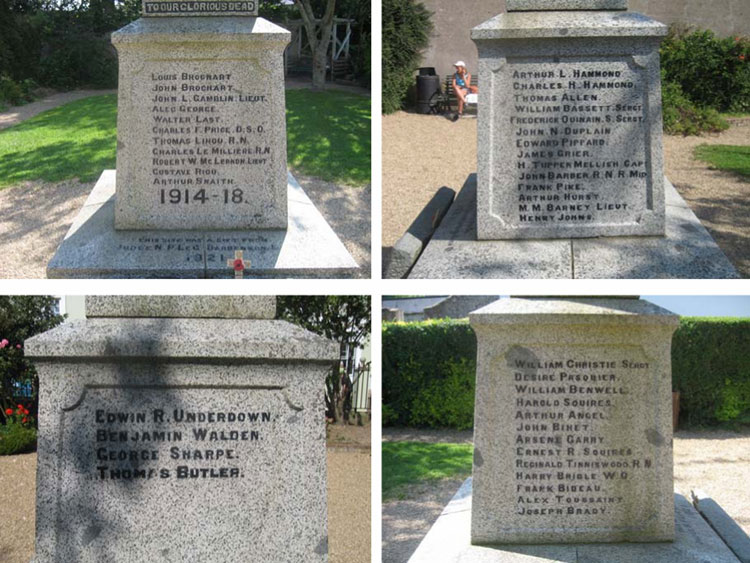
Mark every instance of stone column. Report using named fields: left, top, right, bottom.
left=112, top=12, right=290, bottom=230
left=469, top=297, right=679, bottom=544
left=26, top=296, right=336, bottom=562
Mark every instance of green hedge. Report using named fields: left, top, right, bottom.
left=384, top=317, right=750, bottom=429
left=672, top=317, right=750, bottom=427
left=383, top=319, right=476, bottom=428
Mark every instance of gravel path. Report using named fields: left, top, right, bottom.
left=0, top=441, right=371, bottom=563
left=0, top=89, right=116, bottom=131
left=382, top=428, right=750, bottom=563
left=382, top=111, right=750, bottom=277
left=662, top=120, right=750, bottom=278
left=0, top=180, right=91, bottom=278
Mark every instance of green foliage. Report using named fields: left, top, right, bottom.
left=382, top=441, right=473, bottom=500
left=382, top=0, right=432, bottom=114
left=661, top=26, right=750, bottom=114
left=0, top=0, right=139, bottom=95
left=0, top=94, right=117, bottom=189
left=0, top=296, right=64, bottom=428
left=277, top=296, right=371, bottom=423
left=661, top=77, right=729, bottom=136
left=409, top=358, right=474, bottom=429
left=0, top=422, right=37, bottom=455
left=382, top=319, right=476, bottom=428
left=672, top=317, right=750, bottom=427
left=693, top=145, right=750, bottom=179
left=286, top=89, right=371, bottom=186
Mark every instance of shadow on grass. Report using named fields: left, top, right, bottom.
left=286, top=89, right=370, bottom=187
left=0, top=95, right=117, bottom=188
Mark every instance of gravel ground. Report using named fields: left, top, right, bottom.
left=0, top=426, right=371, bottom=563
left=0, top=92, right=371, bottom=279
left=381, top=428, right=750, bottom=563
left=296, top=174, right=371, bottom=279
left=0, top=180, right=91, bottom=278
left=382, top=111, right=750, bottom=277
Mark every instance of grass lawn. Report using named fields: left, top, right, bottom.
left=286, top=89, right=370, bottom=186
left=694, top=144, right=750, bottom=179
left=0, top=94, right=117, bottom=189
left=382, top=441, right=473, bottom=501
left=0, top=89, right=370, bottom=190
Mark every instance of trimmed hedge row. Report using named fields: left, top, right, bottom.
left=673, top=317, right=750, bottom=427
left=383, top=317, right=750, bottom=429
left=383, top=319, right=476, bottom=428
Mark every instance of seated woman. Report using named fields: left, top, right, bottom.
left=452, top=61, right=478, bottom=121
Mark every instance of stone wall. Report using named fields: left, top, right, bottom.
left=417, top=0, right=750, bottom=81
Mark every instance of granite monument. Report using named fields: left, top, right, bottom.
left=26, top=296, right=337, bottom=561
left=469, top=298, right=678, bottom=544
left=47, top=3, right=357, bottom=277
left=405, top=0, right=737, bottom=279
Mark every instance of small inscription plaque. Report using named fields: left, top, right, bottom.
left=493, top=57, right=651, bottom=233
left=143, top=0, right=258, bottom=16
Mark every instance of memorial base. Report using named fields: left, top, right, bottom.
left=409, top=478, right=742, bottom=563
left=47, top=170, right=358, bottom=278
left=408, top=174, right=739, bottom=279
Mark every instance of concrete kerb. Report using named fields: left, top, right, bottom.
left=383, top=186, right=456, bottom=278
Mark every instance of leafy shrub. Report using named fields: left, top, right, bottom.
left=0, top=422, right=36, bottom=456
left=662, top=78, right=729, bottom=135
left=672, top=317, right=750, bottom=427
left=0, top=75, right=24, bottom=106
left=383, top=319, right=476, bottom=427
left=409, top=358, right=475, bottom=429
left=382, top=0, right=432, bottom=114
left=661, top=26, right=750, bottom=113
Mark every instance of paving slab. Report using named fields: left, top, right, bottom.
left=47, top=170, right=358, bottom=278
left=409, top=478, right=741, bottom=563
left=409, top=174, right=738, bottom=279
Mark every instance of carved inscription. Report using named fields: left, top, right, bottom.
left=510, top=353, right=654, bottom=517
left=147, top=70, right=273, bottom=214
left=93, top=406, right=276, bottom=481
left=504, top=59, right=649, bottom=226
left=143, top=0, right=258, bottom=15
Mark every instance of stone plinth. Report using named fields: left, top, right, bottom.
left=507, top=0, right=628, bottom=10
left=112, top=17, right=289, bottom=230
left=409, top=479, right=742, bottom=562
left=47, top=170, right=358, bottom=278
left=468, top=298, right=679, bottom=544
left=26, top=296, right=337, bottom=562
left=471, top=11, right=668, bottom=239
left=85, top=295, right=276, bottom=318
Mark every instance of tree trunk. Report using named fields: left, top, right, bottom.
left=294, top=0, right=336, bottom=90
left=312, top=49, right=328, bottom=90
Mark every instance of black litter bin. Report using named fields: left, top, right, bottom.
left=416, top=74, right=441, bottom=114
